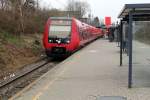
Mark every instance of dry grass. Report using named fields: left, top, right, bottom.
left=0, top=33, right=43, bottom=79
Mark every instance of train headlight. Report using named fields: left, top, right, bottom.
left=58, top=40, right=61, bottom=44
left=66, top=40, right=70, bottom=44
left=56, top=40, right=61, bottom=44
left=49, top=39, right=52, bottom=42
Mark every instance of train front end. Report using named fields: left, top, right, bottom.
left=43, top=17, right=79, bottom=57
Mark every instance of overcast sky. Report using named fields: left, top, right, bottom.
left=39, top=0, right=150, bottom=22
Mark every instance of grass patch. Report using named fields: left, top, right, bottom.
left=0, top=31, right=24, bottom=47
left=0, top=31, right=43, bottom=55
left=31, top=40, right=42, bottom=55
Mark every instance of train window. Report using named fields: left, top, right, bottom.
left=50, top=26, right=71, bottom=32
left=49, top=25, right=71, bottom=38
left=51, top=20, right=71, bottom=26
left=49, top=19, right=72, bottom=38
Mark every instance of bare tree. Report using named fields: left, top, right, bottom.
left=0, top=0, right=10, bottom=10
left=8, top=0, right=36, bottom=34
left=0, top=0, right=5, bottom=10
left=66, top=0, right=90, bottom=18
left=23, top=0, right=36, bottom=10
left=92, top=17, right=100, bottom=27
left=8, top=0, right=23, bottom=34
left=36, top=0, right=39, bottom=9
left=0, top=0, right=71, bottom=35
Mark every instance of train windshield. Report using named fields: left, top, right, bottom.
left=49, top=19, right=71, bottom=38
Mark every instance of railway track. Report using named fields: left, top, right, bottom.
left=0, top=57, right=60, bottom=99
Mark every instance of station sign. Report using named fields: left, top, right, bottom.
left=105, top=17, right=111, bottom=28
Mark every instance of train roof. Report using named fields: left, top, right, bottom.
left=50, top=17, right=72, bottom=20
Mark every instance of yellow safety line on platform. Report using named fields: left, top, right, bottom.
left=32, top=92, right=42, bottom=100
left=32, top=67, right=67, bottom=100
left=9, top=64, right=69, bottom=100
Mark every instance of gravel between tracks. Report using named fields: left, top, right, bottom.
left=0, top=58, right=60, bottom=100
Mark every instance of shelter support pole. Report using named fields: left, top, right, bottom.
left=128, top=11, right=133, bottom=88
left=120, top=20, right=123, bottom=66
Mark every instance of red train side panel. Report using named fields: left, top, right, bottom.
left=43, top=17, right=103, bottom=57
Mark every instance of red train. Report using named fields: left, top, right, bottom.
left=43, top=17, right=103, bottom=57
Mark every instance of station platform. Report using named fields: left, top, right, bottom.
left=10, top=39, right=150, bottom=100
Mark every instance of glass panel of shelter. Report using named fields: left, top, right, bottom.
left=132, top=21, right=150, bottom=87
left=120, top=19, right=150, bottom=87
